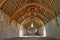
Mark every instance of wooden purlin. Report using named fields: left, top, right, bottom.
left=13, top=0, right=18, bottom=7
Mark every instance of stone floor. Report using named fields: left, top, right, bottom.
left=5, top=37, right=58, bottom=40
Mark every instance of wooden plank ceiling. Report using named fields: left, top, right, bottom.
left=0, top=0, right=60, bottom=25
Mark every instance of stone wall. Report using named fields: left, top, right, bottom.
left=0, top=10, right=60, bottom=40
left=45, top=15, right=60, bottom=40
left=0, top=11, right=19, bottom=39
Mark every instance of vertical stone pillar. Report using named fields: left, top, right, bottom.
left=0, top=10, right=8, bottom=39
left=19, top=24, right=24, bottom=37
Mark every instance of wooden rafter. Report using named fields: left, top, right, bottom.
left=22, top=17, right=44, bottom=26
left=36, top=12, right=48, bottom=22
left=46, top=4, right=56, bottom=17
left=0, top=0, right=7, bottom=8
left=49, top=0, right=57, bottom=16
left=36, top=8, right=49, bottom=21
left=11, top=3, right=55, bottom=19
left=50, top=0, right=54, bottom=5
left=13, top=0, right=18, bottom=7
left=17, top=8, right=54, bottom=24
left=18, top=12, right=47, bottom=24
left=1, top=0, right=10, bottom=11
left=18, top=13, right=27, bottom=22
left=0, top=0, right=58, bottom=24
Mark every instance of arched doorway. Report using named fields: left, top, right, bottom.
left=19, top=17, right=46, bottom=37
